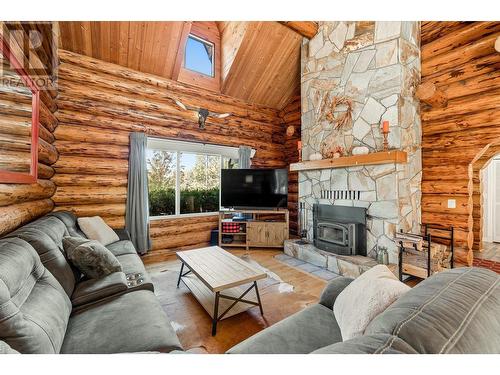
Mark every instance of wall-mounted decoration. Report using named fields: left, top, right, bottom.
left=319, top=94, right=353, bottom=130
left=0, top=34, right=40, bottom=184
left=173, top=98, right=230, bottom=129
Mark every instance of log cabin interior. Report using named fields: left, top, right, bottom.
left=0, top=15, right=499, bottom=359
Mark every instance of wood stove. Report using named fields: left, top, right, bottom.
left=313, top=204, right=367, bottom=256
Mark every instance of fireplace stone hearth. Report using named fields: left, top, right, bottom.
left=284, top=239, right=397, bottom=278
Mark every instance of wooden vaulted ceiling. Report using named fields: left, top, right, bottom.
left=57, top=21, right=311, bottom=110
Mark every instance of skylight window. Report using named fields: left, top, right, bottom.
left=184, top=34, right=214, bottom=77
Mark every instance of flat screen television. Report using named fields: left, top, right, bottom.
left=221, top=169, right=288, bottom=209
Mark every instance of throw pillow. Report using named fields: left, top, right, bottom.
left=333, top=265, right=410, bottom=341
left=62, top=236, right=122, bottom=279
left=77, top=216, right=119, bottom=246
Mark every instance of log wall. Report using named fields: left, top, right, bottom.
left=420, top=21, right=500, bottom=265
left=281, top=95, right=301, bottom=235
left=53, top=50, right=289, bottom=263
left=0, top=23, right=58, bottom=235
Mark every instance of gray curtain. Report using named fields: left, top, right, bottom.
left=126, top=132, right=151, bottom=254
left=239, top=146, right=252, bottom=169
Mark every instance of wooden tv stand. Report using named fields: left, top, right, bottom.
left=218, top=209, right=289, bottom=251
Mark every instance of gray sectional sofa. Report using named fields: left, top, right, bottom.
left=0, top=211, right=182, bottom=354
left=228, top=267, right=500, bottom=354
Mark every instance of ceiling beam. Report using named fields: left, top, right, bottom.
left=278, top=21, right=318, bottom=39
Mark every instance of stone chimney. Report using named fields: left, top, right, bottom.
left=299, top=21, right=421, bottom=263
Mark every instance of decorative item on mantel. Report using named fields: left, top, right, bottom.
left=382, top=120, right=390, bottom=151
left=297, top=140, right=302, bottom=161
left=309, top=152, right=323, bottom=161
left=351, top=146, right=369, bottom=155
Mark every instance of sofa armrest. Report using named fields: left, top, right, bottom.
left=0, top=340, right=20, bottom=354
left=318, top=276, right=354, bottom=309
left=114, top=228, right=131, bottom=241
left=71, top=272, right=128, bottom=307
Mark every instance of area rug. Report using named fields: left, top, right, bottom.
left=147, top=254, right=319, bottom=353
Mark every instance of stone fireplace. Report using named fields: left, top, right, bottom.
left=299, top=21, right=422, bottom=264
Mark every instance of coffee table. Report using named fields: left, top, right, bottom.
left=176, top=246, right=267, bottom=335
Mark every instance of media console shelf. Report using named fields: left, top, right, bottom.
left=218, top=209, right=289, bottom=251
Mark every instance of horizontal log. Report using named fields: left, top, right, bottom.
left=0, top=199, right=54, bottom=236
left=421, top=180, right=470, bottom=195
left=421, top=88, right=500, bottom=123
left=52, top=174, right=128, bottom=187
left=38, top=163, right=55, bottom=179
left=149, top=214, right=218, bottom=228
left=422, top=53, right=500, bottom=87
left=152, top=231, right=212, bottom=251
left=38, top=138, right=59, bottom=165
left=54, top=140, right=129, bottom=159
left=422, top=33, right=499, bottom=77
left=422, top=107, right=500, bottom=136
left=439, top=70, right=500, bottom=100
left=422, top=22, right=500, bottom=60
left=0, top=179, right=55, bottom=206
left=422, top=165, right=469, bottom=180
left=52, top=186, right=127, bottom=205
left=421, top=195, right=471, bottom=215
left=102, top=216, right=125, bottom=229
left=421, top=211, right=472, bottom=231
left=422, top=126, right=500, bottom=150
left=52, top=156, right=128, bottom=175
left=54, top=203, right=125, bottom=217
left=151, top=221, right=218, bottom=238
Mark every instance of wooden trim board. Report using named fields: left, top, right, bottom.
left=290, top=151, right=408, bottom=172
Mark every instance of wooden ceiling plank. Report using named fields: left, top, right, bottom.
left=118, top=22, right=130, bottom=68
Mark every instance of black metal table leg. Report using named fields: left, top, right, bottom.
left=212, top=292, right=220, bottom=336
left=176, top=262, right=184, bottom=288
left=254, top=281, right=264, bottom=315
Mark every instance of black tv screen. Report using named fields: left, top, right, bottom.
left=221, top=169, right=288, bottom=209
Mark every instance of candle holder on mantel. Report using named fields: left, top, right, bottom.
left=382, top=120, right=390, bottom=151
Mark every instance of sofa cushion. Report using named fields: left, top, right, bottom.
left=107, top=240, right=138, bottom=257
left=334, top=265, right=410, bottom=341
left=311, top=333, right=418, bottom=354
left=71, top=272, right=129, bottom=308
left=49, top=211, right=87, bottom=238
left=61, top=290, right=182, bottom=353
left=63, top=237, right=123, bottom=279
left=5, top=216, right=79, bottom=296
left=365, top=267, right=500, bottom=354
left=0, top=340, right=20, bottom=354
left=77, top=216, right=120, bottom=246
left=0, top=238, right=72, bottom=354
left=226, top=304, right=342, bottom=354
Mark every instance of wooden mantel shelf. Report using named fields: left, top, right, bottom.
left=290, top=151, right=407, bottom=172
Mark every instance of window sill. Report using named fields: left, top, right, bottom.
left=149, top=211, right=219, bottom=221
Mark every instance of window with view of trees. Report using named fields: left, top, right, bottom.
left=147, top=140, right=238, bottom=218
